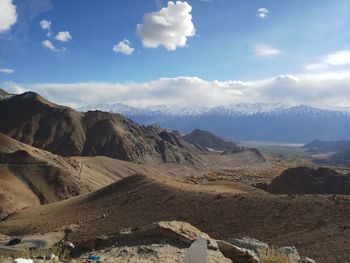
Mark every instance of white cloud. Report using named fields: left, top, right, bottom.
left=39, top=19, right=52, bottom=36
left=0, top=68, right=14, bottom=74
left=39, top=20, right=51, bottom=30
left=55, top=31, right=72, bottom=42
left=306, top=50, right=350, bottom=71
left=0, top=0, right=17, bottom=33
left=113, top=39, right=134, bottom=55
left=42, top=40, right=56, bottom=51
left=324, top=50, right=350, bottom=65
left=6, top=71, right=350, bottom=110
left=2, top=81, right=25, bottom=94
left=137, top=1, right=196, bottom=51
left=252, top=43, right=282, bottom=57
left=257, top=8, right=269, bottom=19
left=42, top=40, right=65, bottom=52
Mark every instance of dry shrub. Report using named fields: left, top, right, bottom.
left=206, top=171, right=218, bottom=181
left=258, top=248, right=291, bottom=263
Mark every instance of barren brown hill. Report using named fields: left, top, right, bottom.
left=0, top=132, right=148, bottom=219
left=0, top=131, right=87, bottom=219
left=1, top=174, right=350, bottom=263
left=0, top=92, right=204, bottom=165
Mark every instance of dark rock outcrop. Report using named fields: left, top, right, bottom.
left=267, top=167, right=350, bottom=194
left=183, top=129, right=242, bottom=152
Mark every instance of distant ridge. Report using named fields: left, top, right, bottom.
left=302, top=140, right=350, bottom=153
left=79, top=102, right=350, bottom=143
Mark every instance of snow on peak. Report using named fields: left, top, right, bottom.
left=77, top=102, right=350, bottom=117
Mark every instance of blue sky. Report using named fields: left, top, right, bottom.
left=1, top=0, right=350, bottom=108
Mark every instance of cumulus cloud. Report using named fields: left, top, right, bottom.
left=0, top=68, right=14, bottom=74
left=305, top=50, right=350, bottom=71
left=113, top=39, right=134, bottom=55
left=137, top=1, right=196, bottom=51
left=252, top=43, right=282, bottom=57
left=39, top=19, right=52, bottom=36
left=0, top=0, right=17, bottom=33
left=5, top=72, right=350, bottom=110
left=55, top=31, right=72, bottom=42
left=257, top=8, right=269, bottom=19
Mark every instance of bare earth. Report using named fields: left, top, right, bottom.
left=1, top=174, right=350, bottom=263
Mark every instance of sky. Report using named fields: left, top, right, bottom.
left=1, top=0, right=350, bottom=109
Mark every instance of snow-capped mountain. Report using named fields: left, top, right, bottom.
left=77, top=102, right=350, bottom=143
left=78, top=103, right=145, bottom=116
left=78, top=103, right=210, bottom=116
left=78, top=102, right=349, bottom=117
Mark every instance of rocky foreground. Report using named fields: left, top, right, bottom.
left=0, top=221, right=315, bottom=263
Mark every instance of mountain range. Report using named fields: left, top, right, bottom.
left=78, top=102, right=350, bottom=143
left=1, top=89, right=350, bottom=262
left=0, top=89, right=265, bottom=167
left=0, top=90, right=207, bottom=165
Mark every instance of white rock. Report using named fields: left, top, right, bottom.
left=48, top=253, right=59, bottom=260
left=13, top=259, right=33, bottom=263
left=182, top=236, right=208, bottom=263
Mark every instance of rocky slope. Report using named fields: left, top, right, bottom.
left=0, top=132, right=152, bottom=219
left=266, top=167, right=350, bottom=194
left=2, top=174, right=350, bottom=262
left=0, top=92, right=204, bottom=165
left=0, top=221, right=315, bottom=263
left=0, top=132, right=88, bottom=219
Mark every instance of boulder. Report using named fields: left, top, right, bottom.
left=129, top=221, right=218, bottom=249
left=230, top=237, right=269, bottom=253
left=74, top=221, right=218, bottom=255
left=216, top=240, right=260, bottom=263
